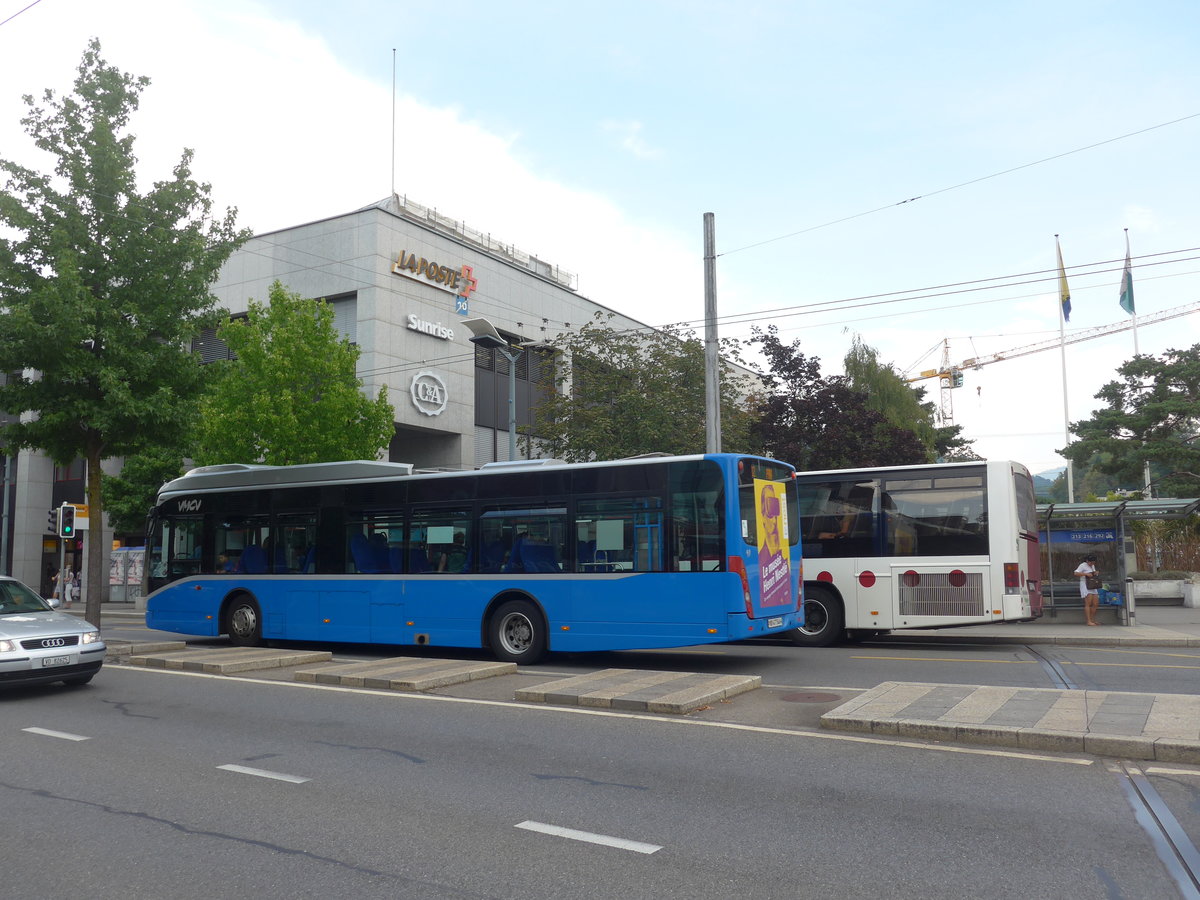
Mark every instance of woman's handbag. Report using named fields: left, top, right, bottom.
left=1085, top=574, right=1102, bottom=591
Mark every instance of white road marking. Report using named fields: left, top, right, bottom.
left=516, top=820, right=661, bottom=854
left=1146, top=766, right=1200, bottom=778
left=115, top=665, right=1096, bottom=766
left=217, top=764, right=310, bottom=784
left=22, top=727, right=90, bottom=741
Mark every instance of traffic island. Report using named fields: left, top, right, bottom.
left=127, top=647, right=333, bottom=674
left=515, top=668, right=762, bottom=714
left=293, top=657, right=516, bottom=690
left=821, top=681, right=1200, bottom=764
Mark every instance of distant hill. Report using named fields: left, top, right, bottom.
left=1033, top=467, right=1063, bottom=499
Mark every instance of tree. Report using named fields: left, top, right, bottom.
left=750, top=326, right=932, bottom=471
left=194, top=280, right=395, bottom=465
left=104, top=445, right=190, bottom=537
left=843, top=334, right=938, bottom=456
left=0, top=41, right=246, bottom=623
left=530, top=313, right=753, bottom=462
left=1062, top=345, right=1200, bottom=498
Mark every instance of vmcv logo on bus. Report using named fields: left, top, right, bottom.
left=410, top=371, right=447, bottom=417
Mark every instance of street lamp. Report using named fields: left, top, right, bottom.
left=463, top=317, right=523, bottom=462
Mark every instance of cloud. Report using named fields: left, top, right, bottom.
left=600, top=119, right=664, bottom=160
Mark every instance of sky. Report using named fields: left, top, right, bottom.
left=2, top=0, right=1199, bottom=480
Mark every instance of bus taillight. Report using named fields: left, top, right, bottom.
left=1003, top=562, right=1021, bottom=593
left=728, top=556, right=753, bottom=616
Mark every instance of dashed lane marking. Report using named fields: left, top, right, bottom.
left=22, top=727, right=90, bottom=742
left=217, top=764, right=311, bottom=784
left=516, top=820, right=661, bottom=854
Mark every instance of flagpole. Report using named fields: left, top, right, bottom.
left=1056, top=235, right=1074, bottom=502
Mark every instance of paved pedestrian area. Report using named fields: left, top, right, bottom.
left=294, top=657, right=516, bottom=690
left=514, top=668, right=761, bottom=714
left=821, top=681, right=1200, bottom=764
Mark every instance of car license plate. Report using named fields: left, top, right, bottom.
left=767, top=617, right=783, bottom=628
left=42, top=655, right=72, bottom=668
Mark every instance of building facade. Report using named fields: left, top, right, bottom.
left=211, top=194, right=659, bottom=471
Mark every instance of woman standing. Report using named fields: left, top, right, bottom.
left=1074, top=554, right=1100, bottom=626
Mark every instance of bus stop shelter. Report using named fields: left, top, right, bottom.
left=1038, top=498, right=1200, bottom=625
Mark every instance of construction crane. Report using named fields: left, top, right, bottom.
left=904, top=300, right=1200, bottom=426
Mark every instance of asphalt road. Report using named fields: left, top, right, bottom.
left=4, top=661, right=1199, bottom=899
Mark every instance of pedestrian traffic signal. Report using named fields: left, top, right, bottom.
left=58, top=505, right=76, bottom=538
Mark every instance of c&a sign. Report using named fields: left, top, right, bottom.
left=410, top=371, right=448, bottom=417
left=392, top=250, right=478, bottom=315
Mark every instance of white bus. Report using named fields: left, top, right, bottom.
left=791, top=460, right=1042, bottom=646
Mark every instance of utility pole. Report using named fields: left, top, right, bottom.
left=703, top=212, right=721, bottom=453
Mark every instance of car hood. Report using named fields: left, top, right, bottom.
left=0, top=611, right=102, bottom=641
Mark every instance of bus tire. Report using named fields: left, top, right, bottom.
left=489, top=598, right=547, bottom=665
left=790, top=586, right=844, bottom=647
left=226, top=595, right=264, bottom=647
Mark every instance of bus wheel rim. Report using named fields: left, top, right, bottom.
left=499, top=612, right=533, bottom=653
left=800, top=600, right=827, bottom=635
left=232, top=605, right=257, bottom=638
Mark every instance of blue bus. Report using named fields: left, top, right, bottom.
left=144, top=454, right=803, bottom=663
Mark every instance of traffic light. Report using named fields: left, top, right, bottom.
left=58, top=505, right=76, bottom=538
left=47, top=509, right=57, bottom=533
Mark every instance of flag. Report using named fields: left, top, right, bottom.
left=1119, top=232, right=1135, bottom=315
left=1056, top=237, right=1071, bottom=322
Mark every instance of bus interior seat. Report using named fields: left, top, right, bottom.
left=520, top=543, right=560, bottom=573
left=408, top=547, right=431, bottom=573
left=239, top=544, right=267, bottom=574
left=350, top=533, right=385, bottom=574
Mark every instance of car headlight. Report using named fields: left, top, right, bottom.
left=80, top=631, right=101, bottom=645
left=0, top=639, right=14, bottom=652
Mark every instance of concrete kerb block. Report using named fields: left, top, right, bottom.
left=817, top=714, right=873, bottom=733
left=1083, top=733, right=1156, bottom=760
left=1153, top=738, right=1200, bottom=765
left=1017, top=728, right=1087, bottom=754
left=953, top=724, right=1023, bottom=748
left=894, top=719, right=956, bottom=742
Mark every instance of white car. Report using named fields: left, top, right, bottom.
left=0, top=576, right=106, bottom=688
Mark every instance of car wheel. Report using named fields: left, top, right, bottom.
left=790, top=586, right=845, bottom=647
left=489, top=599, right=546, bottom=665
left=227, top=596, right=264, bottom=647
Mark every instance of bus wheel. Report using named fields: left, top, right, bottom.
left=490, top=599, right=546, bottom=665
left=790, top=587, right=844, bottom=648
left=227, top=596, right=264, bottom=647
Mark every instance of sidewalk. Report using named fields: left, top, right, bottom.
left=881, top=604, right=1200, bottom=648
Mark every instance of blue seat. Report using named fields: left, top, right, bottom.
left=351, top=534, right=385, bottom=573
left=239, top=545, right=267, bottom=574
left=520, top=543, right=560, bottom=573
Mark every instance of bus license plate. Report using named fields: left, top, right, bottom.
left=767, top=617, right=783, bottom=628
left=42, top=655, right=71, bottom=668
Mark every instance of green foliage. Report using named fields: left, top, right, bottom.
left=1063, top=345, right=1200, bottom=498
left=194, top=281, right=395, bottom=465
left=529, top=314, right=753, bottom=462
left=750, top=326, right=933, bottom=471
left=844, top=334, right=939, bottom=455
left=103, top=446, right=188, bottom=536
left=0, top=40, right=245, bottom=617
